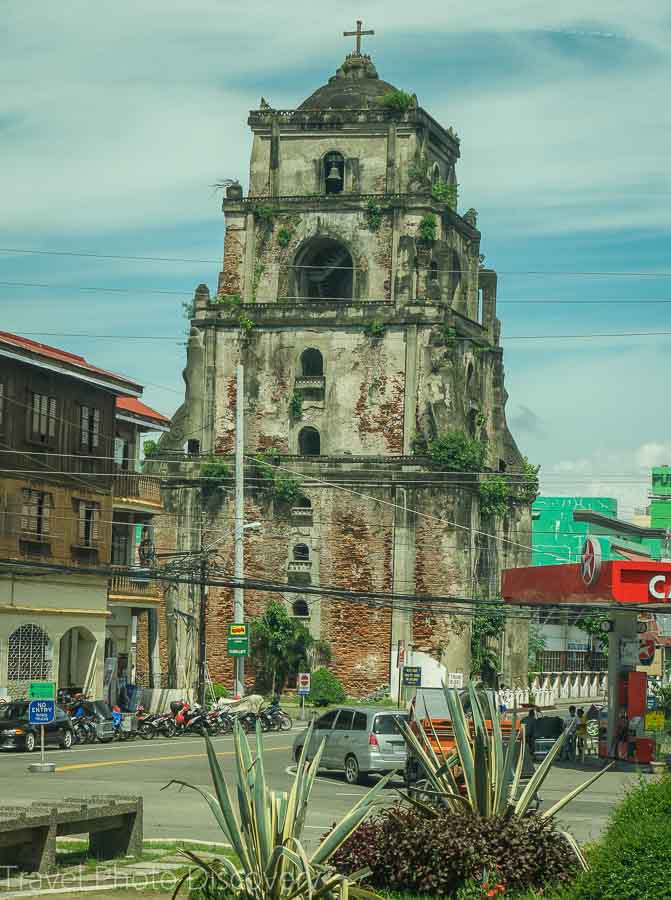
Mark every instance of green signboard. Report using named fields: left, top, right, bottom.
left=227, top=623, right=249, bottom=657
left=29, top=681, right=56, bottom=700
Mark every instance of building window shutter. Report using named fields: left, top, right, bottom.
left=48, top=397, right=56, bottom=438
left=21, top=489, right=31, bottom=532
left=78, top=500, right=87, bottom=543
left=41, top=493, right=52, bottom=536
left=91, top=504, right=100, bottom=542
left=91, top=408, right=100, bottom=449
left=31, top=393, right=40, bottom=434
left=80, top=405, right=89, bottom=447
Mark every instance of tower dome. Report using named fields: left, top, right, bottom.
left=298, top=54, right=399, bottom=110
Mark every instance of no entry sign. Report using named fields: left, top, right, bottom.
left=297, top=672, right=311, bottom=696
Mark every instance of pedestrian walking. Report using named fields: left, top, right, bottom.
left=561, top=705, right=577, bottom=761
left=576, top=707, right=588, bottom=763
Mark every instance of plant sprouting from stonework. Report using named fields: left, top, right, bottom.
left=479, top=476, right=511, bottom=518
left=255, top=449, right=303, bottom=506
left=253, top=203, right=275, bottom=231
left=418, top=213, right=438, bottom=245
left=379, top=89, right=417, bottom=113
left=252, top=260, right=265, bottom=301
left=515, top=456, right=540, bottom=504
left=365, top=199, right=383, bottom=232
left=277, top=226, right=294, bottom=248
left=432, top=177, right=458, bottom=211
left=182, top=299, right=195, bottom=320
left=289, top=390, right=303, bottom=420
left=363, top=318, right=385, bottom=340
left=200, top=456, right=230, bottom=483
left=427, top=430, right=486, bottom=472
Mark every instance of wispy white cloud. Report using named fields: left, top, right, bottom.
left=1, top=1, right=669, bottom=235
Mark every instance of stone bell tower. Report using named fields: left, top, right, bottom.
left=161, top=24, right=532, bottom=696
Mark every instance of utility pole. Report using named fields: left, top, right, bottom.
left=233, top=363, right=245, bottom=697
left=197, top=552, right=208, bottom=707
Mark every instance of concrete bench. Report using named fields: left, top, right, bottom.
left=0, top=795, right=142, bottom=874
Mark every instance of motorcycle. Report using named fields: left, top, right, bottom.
left=259, top=703, right=293, bottom=732
left=173, top=701, right=212, bottom=737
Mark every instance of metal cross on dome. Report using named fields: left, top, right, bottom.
left=344, top=19, right=374, bottom=55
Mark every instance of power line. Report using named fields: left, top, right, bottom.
left=2, top=246, right=671, bottom=277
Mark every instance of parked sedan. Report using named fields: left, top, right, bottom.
left=0, top=701, right=74, bottom=751
left=292, top=706, right=408, bottom=784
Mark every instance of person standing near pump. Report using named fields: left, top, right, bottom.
left=575, top=707, right=588, bottom=763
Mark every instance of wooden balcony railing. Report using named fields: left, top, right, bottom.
left=109, top=569, right=160, bottom=600
left=114, top=473, right=162, bottom=505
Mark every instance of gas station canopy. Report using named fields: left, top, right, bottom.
left=502, top=548, right=671, bottom=609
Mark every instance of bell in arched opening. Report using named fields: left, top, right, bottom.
left=324, top=152, right=344, bottom=194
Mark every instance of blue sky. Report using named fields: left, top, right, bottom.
left=1, top=1, right=670, bottom=515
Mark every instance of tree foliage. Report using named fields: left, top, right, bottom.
left=250, top=600, right=324, bottom=694
left=470, top=604, right=506, bottom=679
left=574, top=612, right=610, bottom=649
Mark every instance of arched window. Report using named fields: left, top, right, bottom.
left=301, top=348, right=324, bottom=377
left=431, top=163, right=441, bottom=187
left=292, top=599, right=310, bottom=618
left=295, top=495, right=311, bottom=509
left=324, top=151, right=345, bottom=194
left=429, top=261, right=438, bottom=282
left=498, top=459, right=507, bottom=473
left=293, top=544, right=310, bottom=561
left=295, top=238, right=353, bottom=301
left=467, top=409, right=478, bottom=438
left=298, top=427, right=320, bottom=456
left=7, top=624, right=51, bottom=682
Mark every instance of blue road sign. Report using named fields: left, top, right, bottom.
left=28, top=699, right=55, bottom=725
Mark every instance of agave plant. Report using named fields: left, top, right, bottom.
left=399, top=683, right=611, bottom=824
left=165, top=720, right=391, bottom=899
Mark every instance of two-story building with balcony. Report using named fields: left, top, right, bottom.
left=0, top=332, right=170, bottom=703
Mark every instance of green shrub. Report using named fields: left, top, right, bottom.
left=331, top=806, right=578, bottom=896
left=309, top=667, right=346, bottom=707
left=143, top=439, right=158, bottom=458
left=570, top=776, right=671, bottom=900
left=210, top=683, right=229, bottom=700
left=380, top=89, right=416, bottom=112
left=428, top=430, right=487, bottom=472
left=479, top=476, right=510, bottom=518
left=200, top=456, right=230, bottom=482
left=418, top=213, right=437, bottom=244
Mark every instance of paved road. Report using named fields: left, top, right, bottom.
left=0, top=729, right=640, bottom=847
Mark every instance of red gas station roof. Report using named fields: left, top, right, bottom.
left=502, top=559, right=671, bottom=608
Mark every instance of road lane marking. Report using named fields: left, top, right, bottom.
left=56, top=743, right=292, bottom=772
